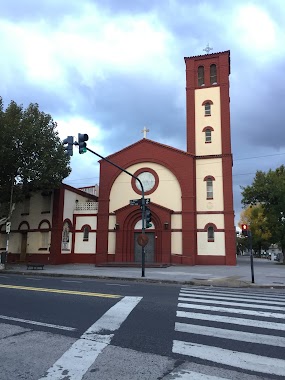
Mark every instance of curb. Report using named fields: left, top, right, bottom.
left=3, top=269, right=285, bottom=288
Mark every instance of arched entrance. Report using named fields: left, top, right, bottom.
left=114, top=203, right=172, bottom=264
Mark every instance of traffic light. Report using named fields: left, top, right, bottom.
left=78, top=133, right=89, bottom=154
left=145, top=207, right=152, bottom=228
left=241, top=224, right=248, bottom=236
left=62, top=136, right=74, bottom=157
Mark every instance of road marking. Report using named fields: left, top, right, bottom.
left=0, top=315, right=76, bottom=331
left=26, top=278, right=41, bottom=281
left=181, top=288, right=285, bottom=300
left=178, top=302, right=285, bottom=319
left=177, top=310, right=285, bottom=331
left=179, top=291, right=285, bottom=306
left=178, top=296, right=285, bottom=311
left=172, top=340, right=285, bottom=377
left=38, top=296, right=142, bottom=380
left=175, top=322, right=285, bottom=348
left=0, top=284, right=121, bottom=298
left=105, top=283, right=130, bottom=287
left=0, top=275, right=9, bottom=278
left=61, top=280, right=82, bottom=283
left=167, top=369, right=229, bottom=380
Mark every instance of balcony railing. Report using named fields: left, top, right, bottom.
left=75, top=202, right=98, bottom=211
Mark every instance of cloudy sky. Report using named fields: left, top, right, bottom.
left=1, top=0, right=285, bottom=224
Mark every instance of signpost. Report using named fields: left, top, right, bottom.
left=6, top=222, right=11, bottom=234
left=137, top=233, right=149, bottom=247
left=129, top=198, right=150, bottom=206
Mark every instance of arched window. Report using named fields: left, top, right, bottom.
left=62, top=220, right=72, bottom=250
left=205, top=129, right=212, bottom=143
left=83, top=226, right=90, bottom=241
left=198, top=66, right=204, bottom=86
left=39, top=221, right=50, bottom=250
left=210, top=64, right=217, bottom=84
left=204, top=102, right=211, bottom=116
left=202, top=100, right=213, bottom=117
left=206, top=178, right=213, bottom=199
left=204, top=176, right=215, bottom=199
left=207, top=226, right=214, bottom=241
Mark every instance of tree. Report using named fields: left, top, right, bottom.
left=239, top=205, right=271, bottom=256
left=241, top=166, right=285, bottom=263
left=0, top=98, right=71, bottom=221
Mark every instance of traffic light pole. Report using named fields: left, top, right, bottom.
left=249, top=231, right=254, bottom=283
left=85, top=147, right=147, bottom=277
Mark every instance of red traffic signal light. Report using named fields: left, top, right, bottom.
left=241, top=224, right=248, bottom=236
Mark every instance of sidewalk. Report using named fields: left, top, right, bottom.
left=2, top=256, right=285, bottom=288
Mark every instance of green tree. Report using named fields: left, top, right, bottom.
left=239, top=205, right=271, bottom=256
left=0, top=97, right=71, bottom=221
left=241, top=166, right=285, bottom=263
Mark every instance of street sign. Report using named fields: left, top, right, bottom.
left=130, top=198, right=150, bottom=206
left=130, top=199, right=142, bottom=206
left=6, top=222, right=11, bottom=234
left=137, top=233, right=149, bottom=247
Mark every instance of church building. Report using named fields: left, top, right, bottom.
left=96, top=50, right=236, bottom=266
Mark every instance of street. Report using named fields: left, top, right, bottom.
left=1, top=274, right=285, bottom=379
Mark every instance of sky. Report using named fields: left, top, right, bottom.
left=1, top=0, right=285, bottom=225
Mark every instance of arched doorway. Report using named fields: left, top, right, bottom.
left=133, top=219, right=155, bottom=263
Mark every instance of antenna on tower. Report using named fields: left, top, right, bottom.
left=203, top=43, right=213, bottom=54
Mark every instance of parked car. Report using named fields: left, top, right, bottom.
left=274, top=253, right=280, bottom=262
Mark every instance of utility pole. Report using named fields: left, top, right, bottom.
left=3, top=177, right=14, bottom=266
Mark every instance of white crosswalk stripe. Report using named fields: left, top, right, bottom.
left=179, top=291, right=285, bottom=305
left=172, top=287, right=285, bottom=378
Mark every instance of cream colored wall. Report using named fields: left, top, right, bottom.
left=108, top=215, right=117, bottom=230
left=63, top=189, right=91, bottom=223
left=197, top=232, right=225, bottom=256
left=171, top=232, right=182, bottom=255
left=11, top=192, right=53, bottom=230
left=5, top=232, right=21, bottom=254
left=196, top=158, right=224, bottom=212
left=7, top=192, right=53, bottom=255
left=75, top=216, right=97, bottom=230
left=74, top=216, right=97, bottom=254
left=171, top=214, right=182, bottom=229
left=74, top=233, right=96, bottom=254
left=108, top=232, right=116, bottom=254
left=109, top=162, right=182, bottom=212
left=197, top=214, right=224, bottom=230
left=195, top=87, right=222, bottom=156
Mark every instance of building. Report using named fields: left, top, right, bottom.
left=1, top=50, right=236, bottom=266
left=0, top=184, right=98, bottom=264
left=96, top=50, right=236, bottom=265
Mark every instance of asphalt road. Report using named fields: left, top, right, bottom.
left=1, top=274, right=285, bottom=379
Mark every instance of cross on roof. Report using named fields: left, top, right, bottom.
left=203, top=43, right=213, bottom=54
left=141, top=126, right=149, bottom=138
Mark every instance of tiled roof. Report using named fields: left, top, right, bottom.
left=105, top=138, right=193, bottom=160
left=184, top=50, right=230, bottom=60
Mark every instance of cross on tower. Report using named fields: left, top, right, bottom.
left=141, top=126, right=149, bottom=138
left=203, top=43, right=213, bottom=54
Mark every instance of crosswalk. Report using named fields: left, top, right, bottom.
left=172, top=287, right=285, bottom=379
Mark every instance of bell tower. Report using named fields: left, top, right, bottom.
left=184, top=50, right=236, bottom=265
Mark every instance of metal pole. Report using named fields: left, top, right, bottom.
left=85, top=147, right=146, bottom=277
left=5, top=177, right=14, bottom=260
left=249, top=231, right=254, bottom=283
left=141, top=189, right=145, bottom=277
